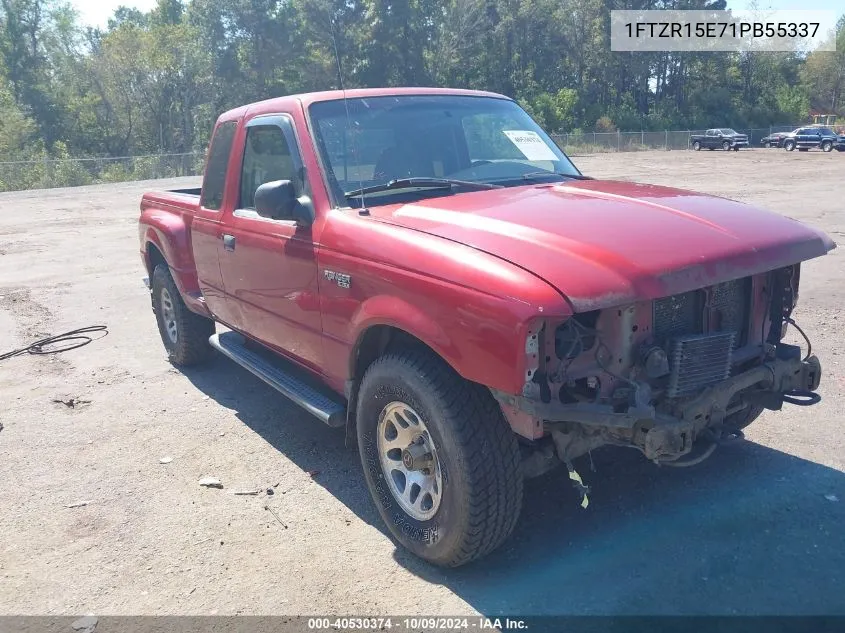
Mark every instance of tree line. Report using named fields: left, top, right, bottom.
left=0, top=0, right=843, bottom=183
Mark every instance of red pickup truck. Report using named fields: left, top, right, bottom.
left=139, top=87, right=835, bottom=567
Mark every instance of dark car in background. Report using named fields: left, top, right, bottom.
left=760, top=132, right=789, bottom=148
left=783, top=127, right=838, bottom=152
left=690, top=129, right=749, bottom=151
left=836, top=133, right=845, bottom=152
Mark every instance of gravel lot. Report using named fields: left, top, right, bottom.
left=1, top=148, right=843, bottom=617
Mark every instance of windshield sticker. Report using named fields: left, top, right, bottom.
left=503, top=130, right=558, bottom=161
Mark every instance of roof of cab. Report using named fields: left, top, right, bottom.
left=217, top=87, right=511, bottom=122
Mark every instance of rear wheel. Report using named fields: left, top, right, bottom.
left=784, top=140, right=796, bottom=151
left=722, top=141, right=731, bottom=151
left=821, top=141, right=833, bottom=152
left=151, top=264, right=214, bottom=366
left=356, top=349, right=523, bottom=567
left=692, top=141, right=701, bottom=151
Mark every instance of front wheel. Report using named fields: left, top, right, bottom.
left=692, top=141, right=701, bottom=151
left=784, top=140, right=795, bottom=151
left=821, top=141, right=833, bottom=152
left=724, top=404, right=765, bottom=431
left=151, top=264, right=214, bottom=365
left=722, top=141, right=731, bottom=151
left=356, top=350, right=523, bottom=567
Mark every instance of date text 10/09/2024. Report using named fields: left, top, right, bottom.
left=624, top=21, right=820, bottom=39
left=307, top=617, right=529, bottom=631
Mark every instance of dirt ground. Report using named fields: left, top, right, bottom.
left=1, top=148, right=844, bottom=617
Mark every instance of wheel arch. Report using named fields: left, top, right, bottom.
left=344, top=304, right=471, bottom=434
left=141, top=224, right=210, bottom=317
left=146, top=241, right=167, bottom=278
left=350, top=323, right=449, bottom=389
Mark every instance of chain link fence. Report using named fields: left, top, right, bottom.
left=550, top=125, right=805, bottom=154
left=0, top=152, right=204, bottom=193
left=0, top=125, right=811, bottom=192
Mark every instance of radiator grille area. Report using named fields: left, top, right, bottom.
left=653, top=290, right=702, bottom=340
left=653, top=277, right=750, bottom=345
left=709, top=278, right=750, bottom=347
left=667, top=332, right=735, bottom=398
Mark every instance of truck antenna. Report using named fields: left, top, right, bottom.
left=329, top=15, right=367, bottom=214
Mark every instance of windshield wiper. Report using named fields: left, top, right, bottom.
left=344, top=177, right=501, bottom=199
left=521, top=171, right=594, bottom=181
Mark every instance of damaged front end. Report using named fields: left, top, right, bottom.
left=495, top=264, right=822, bottom=475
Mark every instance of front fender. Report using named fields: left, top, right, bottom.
left=349, top=295, right=460, bottom=370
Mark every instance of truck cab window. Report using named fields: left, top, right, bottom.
left=200, top=121, right=237, bottom=210
left=239, top=125, right=297, bottom=210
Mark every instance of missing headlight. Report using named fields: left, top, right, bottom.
left=554, top=311, right=600, bottom=359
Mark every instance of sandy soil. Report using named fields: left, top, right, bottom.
left=0, top=148, right=843, bottom=616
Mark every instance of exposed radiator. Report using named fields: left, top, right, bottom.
left=708, top=278, right=750, bottom=347
left=653, top=290, right=702, bottom=340
left=653, top=277, right=750, bottom=346
left=667, top=332, right=735, bottom=398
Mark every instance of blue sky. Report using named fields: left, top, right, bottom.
left=69, top=0, right=842, bottom=28
left=732, top=0, right=842, bottom=10
left=70, top=0, right=157, bottom=28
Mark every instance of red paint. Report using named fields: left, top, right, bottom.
left=138, top=88, right=836, bottom=422
left=367, top=179, right=835, bottom=311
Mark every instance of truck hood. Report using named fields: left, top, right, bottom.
left=369, top=180, right=835, bottom=312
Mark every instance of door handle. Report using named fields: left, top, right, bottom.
left=222, top=234, right=236, bottom=251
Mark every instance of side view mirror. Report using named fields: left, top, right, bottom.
left=254, top=180, right=314, bottom=226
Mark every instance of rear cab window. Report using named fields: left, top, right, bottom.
left=200, top=121, right=238, bottom=210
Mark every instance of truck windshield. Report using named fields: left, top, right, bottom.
left=308, top=95, right=581, bottom=208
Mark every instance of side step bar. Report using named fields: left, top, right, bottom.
left=209, top=332, right=346, bottom=427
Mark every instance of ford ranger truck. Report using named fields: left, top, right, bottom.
left=138, top=88, right=835, bottom=567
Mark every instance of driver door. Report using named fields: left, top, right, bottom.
left=218, top=115, right=325, bottom=372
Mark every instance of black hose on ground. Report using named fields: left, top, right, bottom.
left=782, top=389, right=821, bottom=406
left=0, top=325, right=108, bottom=362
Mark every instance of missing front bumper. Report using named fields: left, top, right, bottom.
left=494, top=349, right=822, bottom=462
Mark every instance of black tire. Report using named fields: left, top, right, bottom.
left=722, top=141, right=731, bottom=151
left=692, top=141, right=701, bottom=151
left=821, top=141, right=833, bottom=152
left=784, top=140, right=795, bottom=151
left=356, top=349, right=523, bottom=567
left=724, top=403, right=764, bottom=431
left=151, top=264, right=214, bottom=366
